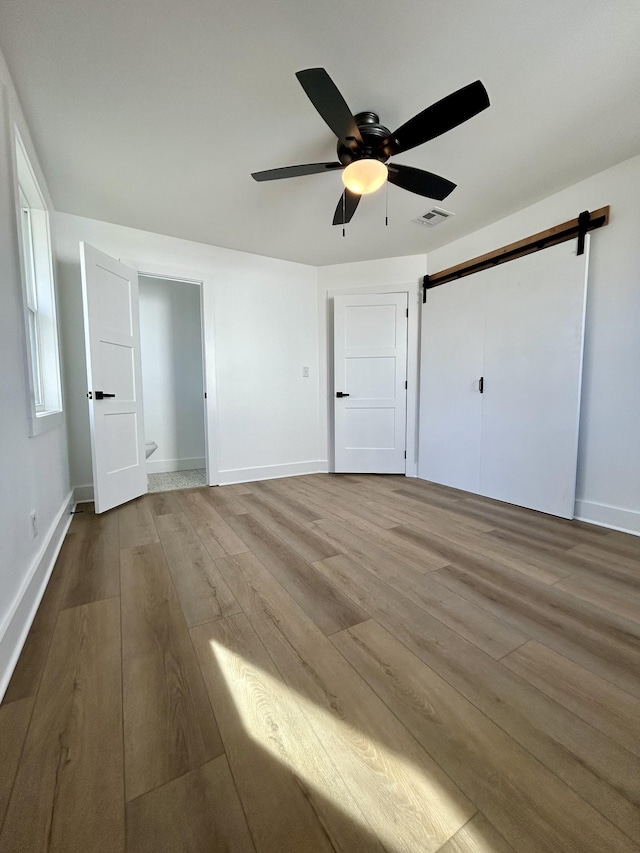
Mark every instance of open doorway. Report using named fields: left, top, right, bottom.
left=138, top=275, right=207, bottom=493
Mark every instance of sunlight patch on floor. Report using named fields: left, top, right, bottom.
left=209, top=637, right=471, bottom=853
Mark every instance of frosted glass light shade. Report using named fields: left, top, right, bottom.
left=342, top=159, right=387, bottom=195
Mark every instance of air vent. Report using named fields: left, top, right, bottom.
left=413, top=207, right=455, bottom=227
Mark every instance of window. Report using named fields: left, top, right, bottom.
left=14, top=129, right=63, bottom=434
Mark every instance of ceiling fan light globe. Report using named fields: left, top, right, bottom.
left=341, top=159, right=387, bottom=195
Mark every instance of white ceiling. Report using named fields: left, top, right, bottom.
left=1, top=0, right=639, bottom=266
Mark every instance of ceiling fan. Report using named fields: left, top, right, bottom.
left=251, top=68, right=490, bottom=226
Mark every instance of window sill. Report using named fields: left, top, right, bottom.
left=29, top=409, right=63, bottom=437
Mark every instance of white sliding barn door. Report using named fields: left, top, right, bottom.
left=80, top=242, right=147, bottom=513
left=419, top=238, right=589, bottom=518
left=334, top=293, right=408, bottom=473
left=479, top=239, right=589, bottom=517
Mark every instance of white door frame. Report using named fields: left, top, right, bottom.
left=122, top=258, right=220, bottom=486
left=327, top=282, right=420, bottom=477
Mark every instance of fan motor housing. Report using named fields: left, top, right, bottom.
left=337, top=112, right=392, bottom=165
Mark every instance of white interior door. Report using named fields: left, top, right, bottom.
left=334, top=292, right=407, bottom=473
left=480, top=239, right=589, bottom=517
left=80, top=242, right=147, bottom=513
left=419, top=274, right=485, bottom=492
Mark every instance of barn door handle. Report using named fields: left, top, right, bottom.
left=87, top=391, right=116, bottom=400
left=478, top=377, right=484, bottom=394
left=336, top=392, right=350, bottom=398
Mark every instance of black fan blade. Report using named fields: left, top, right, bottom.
left=252, top=162, right=343, bottom=182
left=296, top=68, right=363, bottom=148
left=387, top=164, right=456, bottom=200
left=332, top=189, right=361, bottom=225
left=379, top=80, right=490, bottom=158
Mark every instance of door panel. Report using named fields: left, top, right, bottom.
left=80, top=242, right=147, bottom=513
left=345, top=303, right=398, bottom=347
left=346, top=357, right=396, bottom=399
left=344, top=407, right=396, bottom=449
left=419, top=275, right=485, bottom=492
left=98, top=341, right=136, bottom=398
left=334, top=293, right=407, bottom=473
left=480, top=239, right=588, bottom=518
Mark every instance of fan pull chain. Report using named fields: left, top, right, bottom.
left=342, top=191, right=346, bottom=237
left=385, top=179, right=389, bottom=227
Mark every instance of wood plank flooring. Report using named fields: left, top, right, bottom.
left=1, top=474, right=639, bottom=852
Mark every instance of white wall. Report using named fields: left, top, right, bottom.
left=318, top=255, right=426, bottom=475
left=55, top=213, right=323, bottom=490
left=420, top=154, right=640, bottom=535
left=139, top=276, right=205, bottom=474
left=0, top=55, right=72, bottom=699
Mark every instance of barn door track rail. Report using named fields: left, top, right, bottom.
left=422, top=205, right=609, bottom=302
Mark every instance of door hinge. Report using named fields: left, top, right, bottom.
left=204, top=392, right=207, bottom=399
left=405, top=380, right=408, bottom=390
left=404, top=451, right=407, bottom=459
left=406, top=308, right=409, bottom=318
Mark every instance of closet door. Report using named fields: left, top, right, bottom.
left=480, top=239, right=589, bottom=518
left=419, top=274, right=485, bottom=492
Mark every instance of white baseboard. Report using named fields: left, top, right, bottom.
left=0, top=491, right=74, bottom=701
left=574, top=499, right=640, bottom=537
left=218, top=460, right=329, bottom=486
left=146, top=456, right=206, bottom=475
left=74, top=459, right=332, bottom=498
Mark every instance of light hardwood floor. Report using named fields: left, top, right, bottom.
left=1, top=473, right=639, bottom=852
